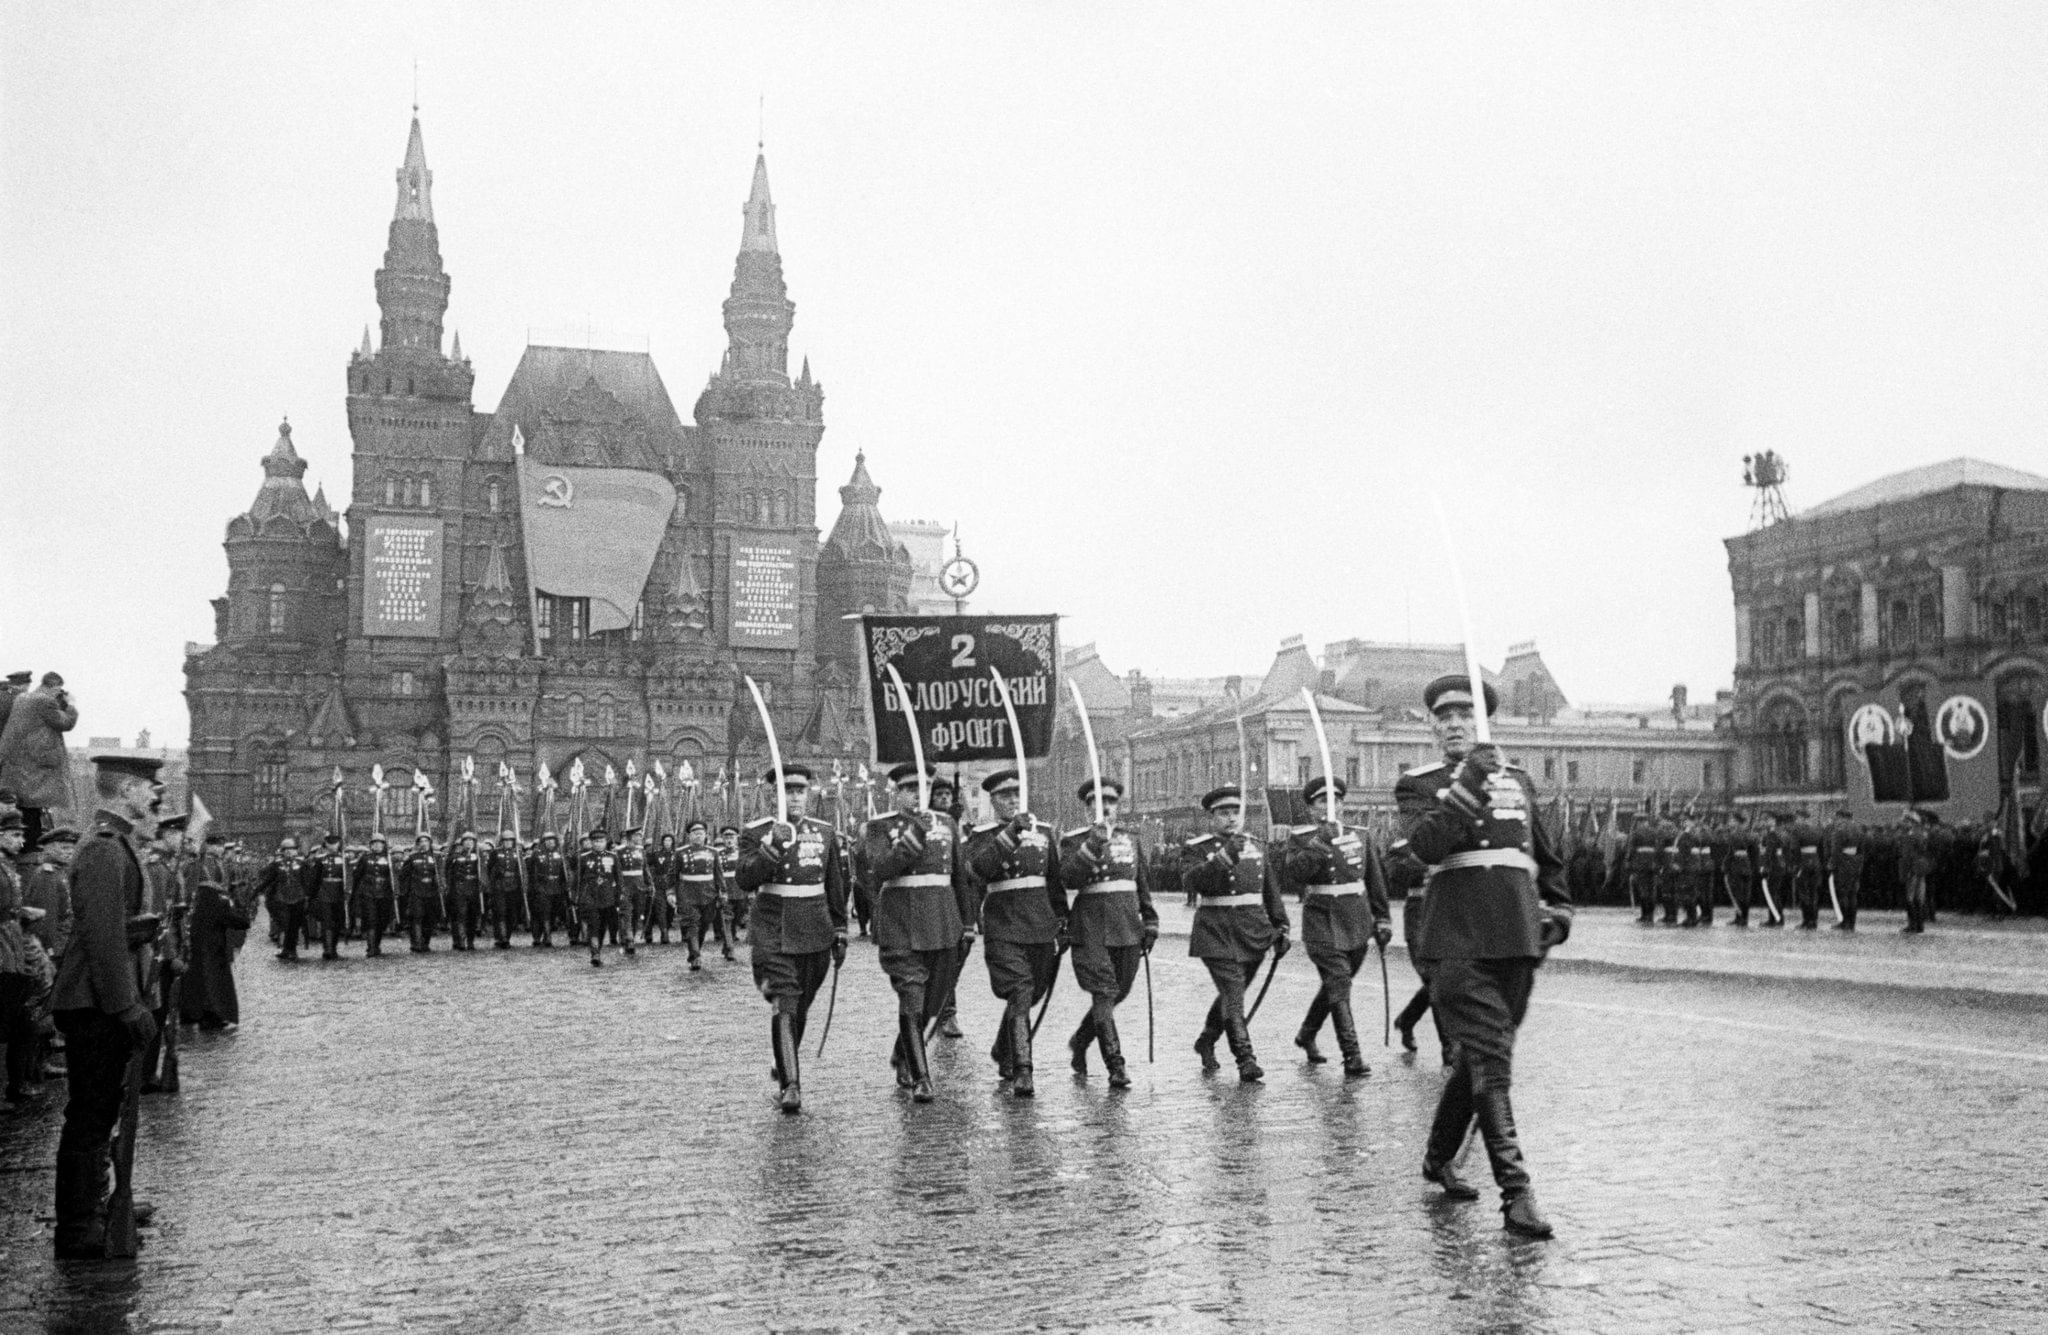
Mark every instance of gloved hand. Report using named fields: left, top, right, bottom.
left=120, top=1004, right=157, bottom=1049
left=1445, top=743, right=1503, bottom=818
left=831, top=931, right=848, bottom=967
left=770, top=821, right=796, bottom=848
left=1374, top=922, right=1394, bottom=950
left=1272, top=931, right=1291, bottom=960
left=1005, top=814, right=1033, bottom=842
left=1538, top=910, right=1571, bottom=952
left=1141, top=922, right=1159, bottom=952
left=1213, top=835, right=1242, bottom=868
left=893, top=821, right=927, bottom=855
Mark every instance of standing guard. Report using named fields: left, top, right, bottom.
left=1184, top=785, right=1289, bottom=1083
left=1057, top=779, right=1157, bottom=1090
left=674, top=820, right=729, bottom=970
left=398, top=834, right=442, bottom=953
left=962, top=769, right=1066, bottom=1097
left=443, top=833, right=483, bottom=951
left=1758, top=813, right=1793, bottom=928
left=1397, top=675, right=1571, bottom=1240
left=1279, top=777, right=1389, bottom=1079
left=1673, top=813, right=1710, bottom=928
left=578, top=829, right=627, bottom=966
left=1717, top=813, right=1761, bottom=927
left=525, top=833, right=569, bottom=948
left=1826, top=809, right=1863, bottom=931
left=734, top=766, right=849, bottom=1114
left=1790, top=811, right=1825, bottom=930
left=352, top=836, right=398, bottom=956
left=257, top=836, right=312, bottom=961
left=863, top=764, right=974, bottom=1103
left=1625, top=812, right=1662, bottom=924
left=485, top=831, right=523, bottom=949
left=310, top=833, right=350, bottom=960
left=1655, top=808, right=1683, bottom=924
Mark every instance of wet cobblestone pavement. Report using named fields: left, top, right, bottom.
left=5, top=908, right=2046, bottom=1333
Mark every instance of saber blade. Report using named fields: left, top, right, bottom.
left=991, top=666, right=1030, bottom=811
left=1067, top=677, right=1106, bottom=827
left=882, top=661, right=929, bottom=812
left=744, top=675, right=787, bottom=826
left=1428, top=491, right=1492, bottom=747
left=1301, top=687, right=1340, bottom=826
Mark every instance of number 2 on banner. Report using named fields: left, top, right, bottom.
left=951, top=634, right=977, bottom=668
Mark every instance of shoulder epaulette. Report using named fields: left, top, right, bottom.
left=1404, top=761, right=1447, bottom=777
left=1184, top=833, right=1217, bottom=848
left=1062, top=826, right=1091, bottom=840
left=971, top=821, right=999, bottom=835
left=744, top=816, right=774, bottom=831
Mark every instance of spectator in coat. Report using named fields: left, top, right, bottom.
left=0, top=673, right=79, bottom=849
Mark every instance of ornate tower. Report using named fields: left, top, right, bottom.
left=815, top=453, right=913, bottom=669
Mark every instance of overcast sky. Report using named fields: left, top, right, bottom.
left=8, top=2, right=2048, bottom=747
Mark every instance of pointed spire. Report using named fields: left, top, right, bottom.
left=451, top=329, right=464, bottom=362
left=480, top=542, right=511, bottom=593
left=798, top=356, right=811, bottom=386
left=741, top=153, right=778, bottom=254
left=359, top=325, right=373, bottom=358
left=248, top=419, right=317, bottom=524
left=394, top=116, right=434, bottom=222
left=263, top=418, right=306, bottom=480
left=823, top=452, right=893, bottom=559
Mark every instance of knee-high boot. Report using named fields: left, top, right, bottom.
left=1473, top=1076, right=1551, bottom=1235
left=1331, top=996, right=1369, bottom=1078
left=1011, top=1007, right=1035, bottom=1098
left=1194, top=997, right=1223, bottom=1071
left=1097, top=1010, right=1131, bottom=1089
left=1421, top=1061, right=1481, bottom=1199
left=990, top=1000, right=1017, bottom=1079
left=775, top=1011, right=802, bottom=1114
left=900, top=1014, right=934, bottom=1103
left=1224, top=1014, right=1262, bottom=1083
left=53, top=1147, right=111, bottom=1255
left=1295, top=990, right=1330, bottom=1063
left=1068, top=1012, right=1096, bottom=1075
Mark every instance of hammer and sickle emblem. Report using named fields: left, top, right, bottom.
left=539, top=474, right=575, bottom=509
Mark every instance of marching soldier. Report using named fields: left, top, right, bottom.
left=735, top=765, right=849, bottom=1114
left=1388, top=838, right=1449, bottom=1064
left=525, top=833, right=569, bottom=948
left=256, top=835, right=312, bottom=960
left=864, top=764, right=974, bottom=1103
left=1826, top=809, right=1863, bottom=931
left=1717, top=813, right=1761, bottom=927
left=1183, top=785, right=1289, bottom=1083
left=1656, top=808, right=1683, bottom=924
left=928, top=775, right=969, bottom=1041
left=485, top=831, right=523, bottom=949
left=962, top=769, right=1067, bottom=1097
left=1279, top=776, right=1389, bottom=1079
left=50, top=752, right=164, bottom=1260
left=674, top=820, right=729, bottom=970
left=1397, top=675, right=1571, bottom=1240
left=310, top=833, right=350, bottom=960
left=647, top=833, right=678, bottom=946
left=578, top=828, right=627, bottom=966
left=1057, top=778, right=1157, bottom=1090
left=718, top=825, right=748, bottom=936
left=351, top=836, right=399, bottom=956
left=443, top=833, right=483, bottom=951
left=1624, top=811, right=1662, bottom=924
left=398, top=834, right=442, bottom=952
left=1789, top=811, right=1825, bottom=930
left=1673, top=812, right=1710, bottom=928
left=1757, top=813, right=1793, bottom=928
left=617, top=828, right=652, bottom=946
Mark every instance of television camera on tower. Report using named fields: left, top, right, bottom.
left=1742, top=450, right=1790, bottom=529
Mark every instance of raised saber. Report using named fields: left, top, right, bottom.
left=990, top=666, right=1029, bottom=811
left=1067, top=678, right=1106, bottom=829
left=1301, top=688, right=1340, bottom=828
left=882, top=661, right=929, bottom=814
left=1429, top=491, right=1492, bottom=748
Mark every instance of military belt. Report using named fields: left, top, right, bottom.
left=1308, top=883, right=1364, bottom=897
left=987, top=876, right=1048, bottom=893
left=1078, top=879, right=1138, bottom=895
left=680, top=874, right=715, bottom=883
left=883, top=874, right=953, bottom=890
left=761, top=883, right=825, bottom=898
left=1840, top=847, right=1859, bottom=855
left=1800, top=846, right=1820, bottom=854
left=1431, top=849, right=1538, bottom=875
left=1200, top=893, right=1264, bottom=907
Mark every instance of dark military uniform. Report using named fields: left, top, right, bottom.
left=1757, top=820, right=1794, bottom=927
left=1388, top=838, right=1442, bottom=1057
left=735, top=812, right=849, bottom=1107
left=1624, top=817, right=1662, bottom=922
left=673, top=838, right=731, bottom=962
left=617, top=839, right=651, bottom=945
left=443, top=843, right=483, bottom=950
left=864, top=805, right=975, bottom=1096
left=1825, top=814, right=1863, bottom=930
left=525, top=839, right=569, bottom=947
left=256, top=848, right=313, bottom=958
left=398, top=844, right=442, bottom=951
left=1674, top=820, right=1712, bottom=927
left=351, top=844, right=399, bottom=955
left=1184, top=817, right=1289, bottom=1080
left=310, top=843, right=350, bottom=958
left=577, top=843, right=627, bottom=964
left=963, top=810, right=1067, bottom=1090
left=1056, top=819, right=1157, bottom=1086
left=1900, top=818, right=1933, bottom=932
left=1789, top=816, right=1825, bottom=930
left=647, top=839, right=677, bottom=945
left=485, top=841, right=525, bottom=948
left=1396, top=741, right=1571, bottom=1230
left=1716, top=819, right=1761, bottom=926
left=1279, top=786, right=1391, bottom=1078
left=1655, top=816, right=1683, bottom=923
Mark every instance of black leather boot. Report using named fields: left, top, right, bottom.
left=1423, top=1063, right=1476, bottom=1196
left=775, top=1012, right=802, bottom=1114
left=1225, top=1016, right=1262, bottom=1083
left=1099, top=1015, right=1132, bottom=1090
left=1332, top=998, right=1369, bottom=1079
left=1296, top=991, right=1330, bottom=1063
left=1503, top=1190, right=1553, bottom=1238
left=1423, top=1158, right=1482, bottom=1201
left=1069, top=1017, right=1094, bottom=1076
left=901, top=1016, right=934, bottom=1103
left=1011, top=1010, right=1034, bottom=1099
left=1472, top=1081, right=1536, bottom=1212
left=1194, top=1024, right=1222, bottom=1072
left=53, top=1148, right=110, bottom=1259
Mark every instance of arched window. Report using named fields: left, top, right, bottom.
left=597, top=695, right=616, bottom=737
left=384, top=475, right=397, bottom=506
left=565, top=694, right=585, bottom=735
left=1759, top=698, right=1808, bottom=789
left=251, top=743, right=287, bottom=814
left=403, top=477, right=417, bottom=506
left=487, top=480, right=501, bottom=514
left=420, top=476, right=432, bottom=508
left=1917, top=592, right=1939, bottom=644
left=268, top=584, right=286, bottom=635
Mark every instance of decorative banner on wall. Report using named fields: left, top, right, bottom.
left=728, top=540, right=801, bottom=649
left=860, top=614, right=1060, bottom=765
left=363, top=515, right=445, bottom=637
left=514, top=458, right=676, bottom=633
left=1843, top=677, right=2000, bottom=820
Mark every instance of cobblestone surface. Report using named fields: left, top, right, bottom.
left=3, top=909, right=2045, bottom=1333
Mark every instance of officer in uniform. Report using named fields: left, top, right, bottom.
left=648, top=833, right=678, bottom=946
left=1396, top=675, right=1571, bottom=1240
left=718, top=826, right=748, bottom=935
left=578, top=828, right=627, bottom=966
left=525, top=833, right=569, bottom=948
left=139, top=816, right=188, bottom=1094
left=257, top=836, right=312, bottom=960
left=1280, top=776, right=1390, bottom=1079
left=1789, top=811, right=1825, bottom=930
left=352, top=836, right=399, bottom=956
left=1388, top=838, right=1444, bottom=1060
left=1758, top=813, right=1793, bottom=928
left=1717, top=813, right=1760, bottom=927
left=310, top=833, right=350, bottom=959
left=617, top=827, right=651, bottom=946
left=398, top=834, right=442, bottom=952
left=1826, top=809, right=1863, bottom=931
left=1655, top=808, right=1683, bottom=924
left=1624, top=810, right=1662, bottom=923
left=442, top=833, right=483, bottom=951
left=674, top=820, right=730, bottom=969
left=1673, top=812, right=1710, bottom=928
left=962, top=768, right=1066, bottom=1097
left=1184, top=785, right=1289, bottom=1082
left=928, top=776, right=971, bottom=1041
left=1899, top=810, right=1932, bottom=934
left=1057, top=778, right=1157, bottom=1090
left=735, top=765, right=849, bottom=1113
left=485, top=830, right=524, bottom=949
left=50, top=752, right=164, bottom=1260
left=864, top=764, right=974, bottom=1103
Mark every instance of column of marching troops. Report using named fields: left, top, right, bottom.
left=44, top=673, right=1573, bottom=1256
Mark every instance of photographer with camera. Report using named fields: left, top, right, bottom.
left=0, top=673, right=79, bottom=850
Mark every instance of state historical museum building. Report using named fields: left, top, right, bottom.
left=186, top=117, right=914, bottom=842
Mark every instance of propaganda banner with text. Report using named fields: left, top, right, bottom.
left=860, top=615, right=1060, bottom=765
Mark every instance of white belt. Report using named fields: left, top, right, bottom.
left=1431, top=849, right=1537, bottom=875
left=760, top=883, right=824, bottom=898
left=1079, top=879, right=1138, bottom=895
left=680, top=874, right=714, bottom=883
left=987, top=876, right=1047, bottom=893
left=883, top=874, right=952, bottom=890
left=1201, top=893, right=1263, bottom=907
left=1309, top=883, right=1364, bottom=898
left=1799, top=846, right=1819, bottom=854
left=1840, top=847, right=1859, bottom=855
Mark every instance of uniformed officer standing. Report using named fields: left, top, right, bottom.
left=1624, top=813, right=1662, bottom=924
left=578, top=829, right=627, bottom=966
left=1673, top=813, right=1711, bottom=928
left=49, top=752, right=164, bottom=1260
left=525, top=833, right=569, bottom=948
left=485, top=831, right=524, bottom=949
left=257, top=836, right=312, bottom=960
left=673, top=820, right=730, bottom=969
left=1057, top=779, right=1157, bottom=1090
left=398, top=834, right=443, bottom=952
left=442, top=833, right=483, bottom=951
left=1655, top=809, right=1683, bottom=925
left=617, top=828, right=651, bottom=946
left=962, top=769, right=1067, bottom=1097
left=1279, top=776, right=1390, bottom=1079
left=1397, top=675, right=1571, bottom=1240
left=735, top=766, right=849, bottom=1114
left=864, top=764, right=975, bottom=1103
left=647, top=833, right=678, bottom=946
left=1183, top=785, right=1290, bottom=1082
left=1717, top=813, right=1761, bottom=927
left=1825, top=809, right=1863, bottom=931
left=139, top=816, right=188, bottom=1094
left=1757, top=813, right=1793, bottom=928
left=1789, top=811, right=1825, bottom=930
left=310, top=833, right=350, bottom=960
left=1899, top=810, right=1933, bottom=934
left=351, top=836, right=399, bottom=956
left=927, top=776, right=969, bottom=1042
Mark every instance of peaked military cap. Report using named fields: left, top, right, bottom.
left=1302, top=775, right=1347, bottom=805
left=982, top=769, right=1022, bottom=795
left=1076, top=778, right=1124, bottom=804
left=4, top=671, right=30, bottom=686
left=92, top=753, right=165, bottom=781
left=888, top=763, right=936, bottom=787
left=763, top=764, right=815, bottom=785
left=1201, top=784, right=1244, bottom=811
left=1422, top=674, right=1500, bottom=716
